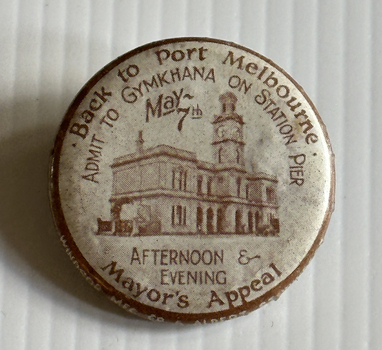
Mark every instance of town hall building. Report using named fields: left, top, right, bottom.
left=97, top=92, right=279, bottom=236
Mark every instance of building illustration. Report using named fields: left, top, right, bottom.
left=97, top=92, right=280, bottom=236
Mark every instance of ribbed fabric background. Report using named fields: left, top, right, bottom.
left=0, top=0, right=380, bottom=349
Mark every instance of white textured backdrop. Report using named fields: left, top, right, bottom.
left=0, top=0, right=380, bottom=349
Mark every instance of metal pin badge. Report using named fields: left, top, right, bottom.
left=50, top=38, right=335, bottom=323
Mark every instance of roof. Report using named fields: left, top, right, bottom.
left=111, top=144, right=277, bottom=182
left=112, top=144, right=197, bottom=168
left=212, top=113, right=244, bottom=125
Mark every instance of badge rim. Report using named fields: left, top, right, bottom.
left=49, top=37, right=335, bottom=323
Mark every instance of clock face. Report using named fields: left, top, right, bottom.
left=231, top=126, right=240, bottom=138
left=217, top=125, right=241, bottom=139
left=217, top=125, right=228, bottom=138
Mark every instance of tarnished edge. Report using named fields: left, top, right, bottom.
left=49, top=37, right=335, bottom=324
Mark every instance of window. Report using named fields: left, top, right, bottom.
left=266, top=187, right=276, bottom=203
left=236, top=177, right=241, bottom=197
left=207, top=208, right=214, bottom=233
left=172, top=205, right=187, bottom=226
left=196, top=207, right=203, bottom=232
left=176, top=205, right=182, bottom=225
left=179, top=172, right=183, bottom=190
left=218, top=147, right=223, bottom=163
left=172, top=170, right=176, bottom=189
left=248, top=211, right=253, bottom=233
left=235, top=210, right=242, bottom=234
left=197, top=175, right=203, bottom=194
left=172, top=168, right=187, bottom=191
left=236, top=148, right=241, bottom=164
left=246, top=184, right=249, bottom=199
left=217, top=208, right=224, bottom=232
left=207, top=177, right=212, bottom=195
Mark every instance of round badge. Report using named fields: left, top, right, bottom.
left=50, top=38, right=335, bottom=323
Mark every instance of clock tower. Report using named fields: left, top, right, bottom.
left=212, top=92, right=245, bottom=166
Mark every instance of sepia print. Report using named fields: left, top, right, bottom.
left=97, top=92, right=279, bottom=236
left=50, top=38, right=334, bottom=323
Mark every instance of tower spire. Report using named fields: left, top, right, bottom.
left=219, top=91, right=238, bottom=114
left=212, top=92, right=245, bottom=166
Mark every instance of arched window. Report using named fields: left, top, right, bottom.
left=207, top=177, right=212, bottom=195
left=248, top=211, right=253, bottom=233
left=196, top=207, right=203, bottom=232
left=218, top=147, right=223, bottom=163
left=179, top=171, right=183, bottom=190
left=172, top=170, right=176, bottom=188
left=183, top=171, right=187, bottom=190
left=217, top=208, right=224, bottom=233
left=236, top=177, right=241, bottom=197
left=176, top=205, right=182, bottom=225
left=235, top=210, right=242, bottom=234
left=197, top=176, right=203, bottom=194
left=255, top=211, right=261, bottom=231
left=207, top=208, right=214, bottom=233
left=236, top=148, right=241, bottom=164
